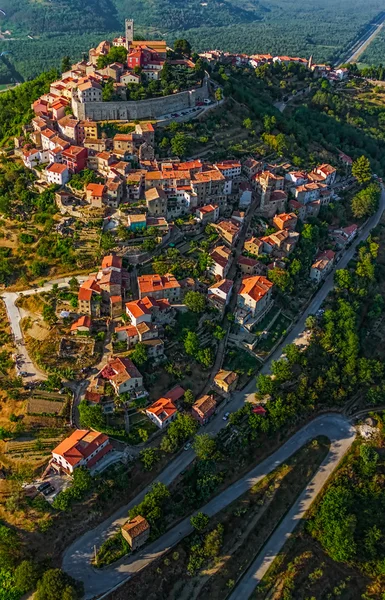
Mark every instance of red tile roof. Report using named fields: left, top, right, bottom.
left=165, top=385, right=185, bottom=402
left=238, top=256, right=258, bottom=267
left=122, top=515, right=150, bottom=538
left=52, top=430, right=109, bottom=467
left=146, top=397, right=177, bottom=421
left=317, top=249, right=335, bottom=261
left=137, top=274, right=180, bottom=295
left=193, top=394, right=216, bottom=415
left=87, top=183, right=105, bottom=197
left=70, top=315, right=92, bottom=331
left=46, top=163, right=68, bottom=174
left=102, top=255, right=122, bottom=269
left=100, top=357, right=142, bottom=385
left=208, top=278, right=233, bottom=294
left=239, top=276, right=273, bottom=302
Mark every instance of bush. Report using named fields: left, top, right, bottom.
left=190, top=512, right=209, bottom=531
left=95, top=533, right=130, bottom=567
left=35, top=568, right=82, bottom=600
left=140, top=448, right=160, bottom=471
left=14, top=560, right=40, bottom=593
left=52, top=467, right=92, bottom=511
left=128, top=482, right=170, bottom=538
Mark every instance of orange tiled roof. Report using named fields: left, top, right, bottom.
left=137, top=274, right=180, bottom=295
left=87, top=183, right=105, bottom=197
left=46, top=163, right=68, bottom=174
left=193, top=394, right=216, bottom=415
left=70, top=315, right=92, bottom=331
left=146, top=397, right=177, bottom=421
left=122, top=515, right=150, bottom=538
left=239, top=275, right=273, bottom=302
left=52, top=430, right=109, bottom=467
left=199, top=204, right=218, bottom=214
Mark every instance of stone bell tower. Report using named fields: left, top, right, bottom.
left=125, top=19, right=134, bottom=49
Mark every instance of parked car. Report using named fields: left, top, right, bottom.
left=223, top=412, right=230, bottom=421
left=37, top=481, right=51, bottom=492
left=184, top=442, right=192, bottom=451
left=42, top=485, right=55, bottom=496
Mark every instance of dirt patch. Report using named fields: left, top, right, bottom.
left=27, top=319, right=50, bottom=341
left=253, top=533, right=368, bottom=600
left=17, top=293, right=46, bottom=314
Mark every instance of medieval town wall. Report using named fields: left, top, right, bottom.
left=72, top=80, right=209, bottom=121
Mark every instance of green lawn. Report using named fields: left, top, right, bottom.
left=255, top=314, right=292, bottom=355
left=224, top=347, right=259, bottom=376
left=251, top=305, right=281, bottom=335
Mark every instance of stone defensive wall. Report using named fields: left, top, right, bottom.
left=72, top=79, right=210, bottom=121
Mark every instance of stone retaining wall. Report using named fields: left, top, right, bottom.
left=72, top=79, right=209, bottom=121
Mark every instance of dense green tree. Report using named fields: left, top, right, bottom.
left=351, top=183, right=380, bottom=219
left=42, top=303, right=57, bottom=325
left=0, top=523, right=20, bottom=570
left=128, top=482, right=170, bottom=535
left=190, top=512, right=209, bottom=531
left=78, top=400, right=106, bottom=430
left=184, top=331, right=200, bottom=356
left=160, top=413, right=198, bottom=453
left=102, top=79, right=115, bottom=102
left=61, top=56, right=71, bottom=73
left=130, top=342, right=148, bottom=366
left=97, top=46, right=128, bottom=69
left=140, top=448, right=160, bottom=471
left=184, top=291, right=206, bottom=313
left=170, top=131, right=189, bottom=157
left=35, top=568, right=81, bottom=600
left=174, top=39, right=192, bottom=57
left=203, top=524, right=224, bottom=558
left=184, top=389, right=195, bottom=405
left=14, top=560, right=40, bottom=593
left=334, top=268, right=353, bottom=291
left=271, top=358, right=293, bottom=383
left=257, top=373, right=276, bottom=395
left=193, top=434, right=217, bottom=460
left=197, top=346, right=214, bottom=368
left=309, top=485, right=357, bottom=563
left=268, top=267, right=293, bottom=292
left=359, top=444, right=378, bottom=476
left=243, top=117, right=253, bottom=130
left=215, top=88, right=223, bottom=103
left=352, top=155, right=372, bottom=184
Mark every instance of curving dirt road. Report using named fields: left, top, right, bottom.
left=62, top=413, right=356, bottom=599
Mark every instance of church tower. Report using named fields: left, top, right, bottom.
left=125, top=19, right=134, bottom=49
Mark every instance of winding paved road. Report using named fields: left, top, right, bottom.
left=62, top=414, right=355, bottom=599
left=228, top=416, right=355, bottom=599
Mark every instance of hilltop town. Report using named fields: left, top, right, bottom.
left=0, top=16, right=384, bottom=600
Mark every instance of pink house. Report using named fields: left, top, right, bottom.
left=192, top=395, right=217, bottom=425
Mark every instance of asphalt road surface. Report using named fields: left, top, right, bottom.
left=62, top=414, right=355, bottom=599
left=228, top=416, right=355, bottom=599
